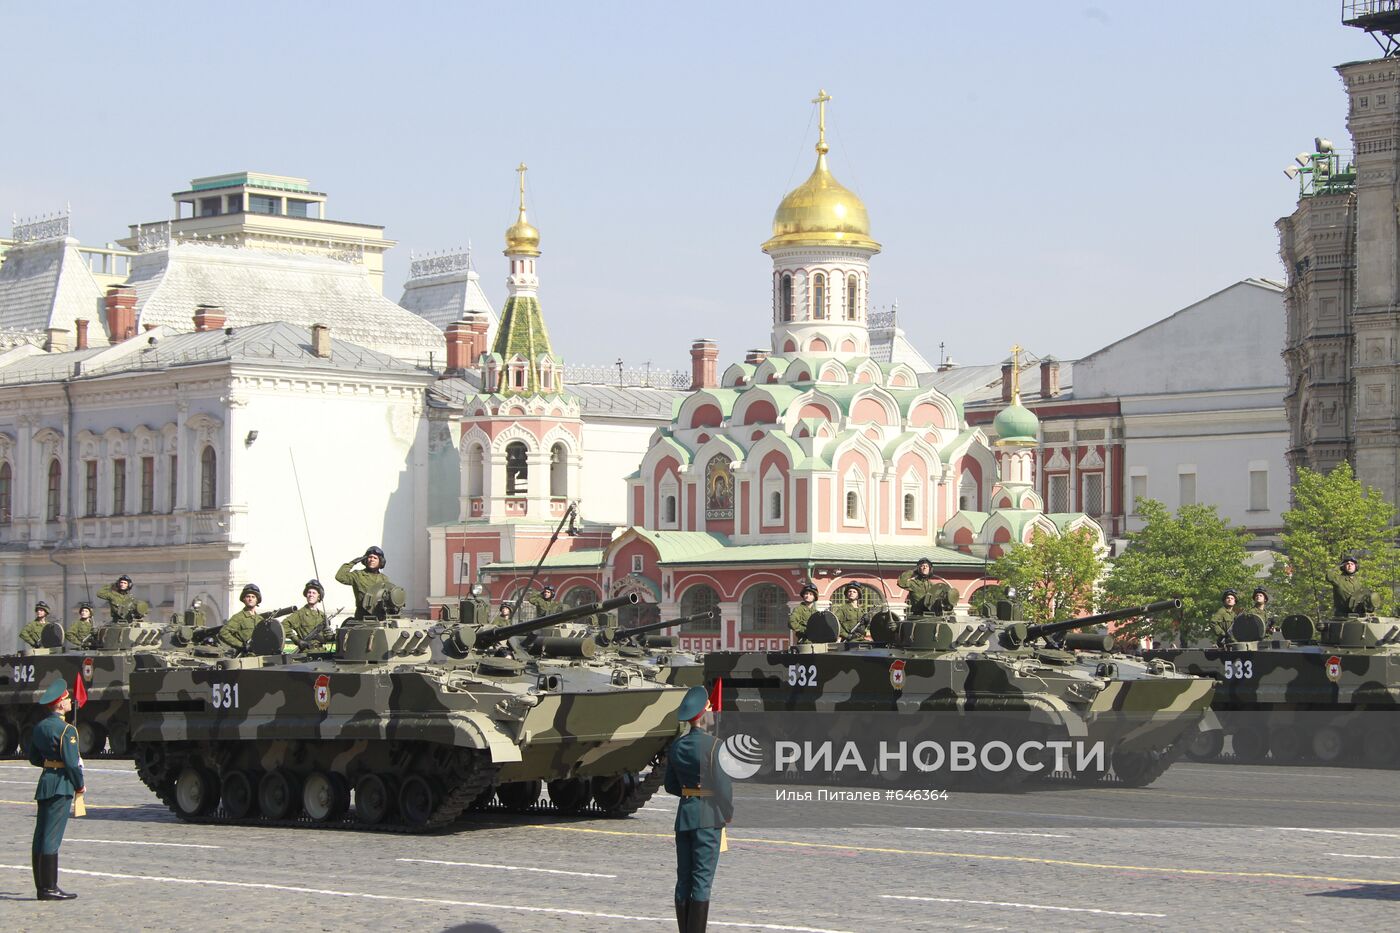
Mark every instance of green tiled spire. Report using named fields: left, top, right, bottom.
left=491, top=295, right=559, bottom=396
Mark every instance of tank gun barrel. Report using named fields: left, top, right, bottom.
left=476, top=593, right=640, bottom=646
left=1023, top=599, right=1181, bottom=642
left=617, top=608, right=717, bottom=642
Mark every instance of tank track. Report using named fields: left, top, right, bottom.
left=601, top=751, right=667, bottom=818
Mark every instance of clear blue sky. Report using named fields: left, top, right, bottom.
left=0, top=1, right=1374, bottom=370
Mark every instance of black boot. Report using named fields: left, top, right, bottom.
left=38, top=854, right=76, bottom=900
left=31, top=851, right=41, bottom=898
left=688, top=900, right=709, bottom=933
left=675, top=900, right=688, bottom=933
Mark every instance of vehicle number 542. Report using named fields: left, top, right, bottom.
left=211, top=682, right=240, bottom=709
left=11, top=664, right=35, bottom=683
left=1221, top=659, right=1254, bottom=680
left=787, top=664, right=818, bottom=687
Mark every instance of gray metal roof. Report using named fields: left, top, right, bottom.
left=0, top=237, right=107, bottom=340
left=427, top=374, right=683, bottom=421
left=398, top=268, right=498, bottom=334
left=921, top=355, right=1075, bottom=407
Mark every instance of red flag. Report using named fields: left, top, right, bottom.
left=708, top=677, right=722, bottom=713
left=73, top=674, right=87, bottom=710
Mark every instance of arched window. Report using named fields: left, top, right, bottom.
left=741, top=583, right=788, bottom=633
left=679, top=584, right=721, bottom=633
left=845, top=489, right=859, bottom=521
left=903, top=492, right=916, bottom=522
left=505, top=441, right=529, bottom=495
left=769, top=490, right=782, bottom=521
left=46, top=459, right=61, bottom=522
left=846, top=274, right=858, bottom=320
left=959, top=473, right=978, bottom=511
left=780, top=274, right=794, bottom=322
left=0, top=461, right=10, bottom=523
left=549, top=443, right=567, bottom=497
left=199, top=446, right=217, bottom=510
left=562, top=585, right=600, bottom=609
left=466, top=444, right=484, bottom=497
left=812, top=272, right=827, bottom=320
left=663, top=495, right=677, bottom=524
left=617, top=596, right=661, bottom=630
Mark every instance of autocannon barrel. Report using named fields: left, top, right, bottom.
left=617, top=608, right=718, bottom=642
left=1023, top=599, right=1182, bottom=642
left=476, top=593, right=641, bottom=646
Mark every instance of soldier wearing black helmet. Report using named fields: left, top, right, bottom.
left=285, top=580, right=330, bottom=649
left=1249, top=587, right=1277, bottom=633
left=526, top=584, right=562, bottom=618
left=64, top=603, right=95, bottom=649
left=96, top=574, right=147, bottom=623
left=1325, top=554, right=1376, bottom=616
left=18, top=602, right=54, bottom=649
left=897, top=558, right=955, bottom=615
left=336, top=546, right=398, bottom=620
left=219, top=584, right=263, bottom=651
left=831, top=583, right=869, bottom=639
left=788, top=583, right=820, bottom=641
left=491, top=602, right=515, bottom=627
left=1210, top=590, right=1240, bottom=645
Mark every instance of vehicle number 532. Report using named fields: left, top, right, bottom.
left=210, top=682, right=240, bottom=709
left=1221, top=659, right=1254, bottom=680
left=787, top=664, right=818, bottom=687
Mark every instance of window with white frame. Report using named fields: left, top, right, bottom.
left=901, top=472, right=920, bottom=526
left=1249, top=463, right=1268, bottom=512
left=1129, top=472, right=1147, bottom=515
left=958, top=472, right=978, bottom=511
left=762, top=467, right=784, bottom=523
left=1047, top=474, right=1069, bottom=512
left=1081, top=472, right=1104, bottom=518
left=659, top=476, right=679, bottom=528
left=112, top=457, right=127, bottom=515
left=1179, top=469, right=1197, bottom=507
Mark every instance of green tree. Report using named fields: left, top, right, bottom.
left=1267, top=462, right=1400, bottom=618
left=1104, top=498, right=1253, bottom=644
left=988, top=526, right=1104, bottom=625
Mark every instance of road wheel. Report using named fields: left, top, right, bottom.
left=496, top=780, right=542, bottom=812
left=591, top=772, right=638, bottom=811
left=77, top=722, right=107, bottom=758
left=1312, top=725, right=1347, bottom=763
left=548, top=777, right=591, bottom=813
left=1362, top=729, right=1400, bottom=767
left=303, top=771, right=350, bottom=822
left=174, top=766, right=219, bottom=818
left=1268, top=726, right=1305, bottom=762
left=354, top=773, right=395, bottom=825
left=220, top=770, right=258, bottom=819
left=0, top=719, right=18, bottom=756
left=1185, top=729, right=1224, bottom=762
left=399, top=775, right=436, bottom=827
left=258, top=769, right=302, bottom=820
left=106, top=727, right=129, bottom=757
left=1230, top=726, right=1269, bottom=763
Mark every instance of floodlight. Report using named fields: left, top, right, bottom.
left=1284, top=166, right=1301, bottom=179
left=1295, top=152, right=1313, bottom=167
left=1315, top=137, right=1335, bottom=153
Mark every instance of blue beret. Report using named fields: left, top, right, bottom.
left=38, top=679, right=68, bottom=705
left=677, top=685, right=710, bottom=721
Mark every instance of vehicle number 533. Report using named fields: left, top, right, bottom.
left=1221, top=659, right=1254, bottom=680
left=210, top=682, right=240, bottom=709
left=787, top=664, right=818, bottom=687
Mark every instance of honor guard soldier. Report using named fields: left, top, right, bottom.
left=285, top=580, right=330, bottom=649
left=1210, top=590, right=1239, bottom=645
left=18, top=602, right=54, bottom=649
left=29, top=679, right=83, bottom=900
left=96, top=574, right=147, bottom=623
left=219, top=584, right=263, bottom=651
left=336, top=546, right=395, bottom=620
left=1327, top=555, right=1377, bottom=616
left=832, top=583, right=868, bottom=639
left=527, top=584, right=562, bottom=617
left=664, top=686, right=732, bottom=933
left=897, top=558, right=955, bottom=615
left=65, top=603, right=95, bottom=649
left=788, top=583, right=820, bottom=641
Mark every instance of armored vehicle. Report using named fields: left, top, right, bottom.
left=128, top=593, right=690, bottom=832
left=706, top=600, right=1214, bottom=787
left=1, top=617, right=216, bottom=758
left=1145, top=611, right=1400, bottom=766
left=589, top=610, right=712, bottom=688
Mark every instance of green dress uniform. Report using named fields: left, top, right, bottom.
left=664, top=687, right=732, bottom=933
left=832, top=601, right=865, bottom=638
left=284, top=605, right=329, bottom=646
left=29, top=680, right=82, bottom=900
left=897, top=570, right=955, bottom=615
left=219, top=608, right=259, bottom=651
left=96, top=584, right=146, bottom=622
left=18, top=616, right=47, bottom=649
left=788, top=603, right=817, bottom=640
left=64, top=617, right=93, bottom=649
left=1326, top=568, right=1375, bottom=616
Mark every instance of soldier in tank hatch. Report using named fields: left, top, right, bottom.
left=832, top=582, right=869, bottom=639
left=788, top=583, right=820, bottom=641
left=492, top=601, right=515, bottom=626
left=897, top=557, right=954, bottom=615
left=18, top=602, right=55, bottom=649
left=64, top=603, right=95, bottom=648
left=336, top=546, right=399, bottom=620
left=285, top=580, right=331, bottom=649
left=1210, top=590, right=1239, bottom=645
left=1250, top=587, right=1277, bottom=633
left=219, top=584, right=263, bottom=651
left=1327, top=555, right=1376, bottom=616
left=96, top=574, right=148, bottom=622
left=527, top=584, right=562, bottom=617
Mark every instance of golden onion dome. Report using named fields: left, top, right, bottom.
left=504, top=162, right=541, bottom=256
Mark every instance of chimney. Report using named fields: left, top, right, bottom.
left=464, top=311, right=490, bottom=363
left=44, top=328, right=69, bottom=352
left=311, top=323, right=331, bottom=359
left=1040, top=358, right=1060, bottom=398
left=1001, top=363, right=1013, bottom=403
left=75, top=319, right=89, bottom=351
left=744, top=348, right=770, bottom=366
left=104, top=285, right=137, bottom=342
left=193, top=304, right=227, bottom=332
left=690, top=338, right=719, bottom=390
left=936, top=358, right=956, bottom=373
left=445, top=321, right=472, bottom=373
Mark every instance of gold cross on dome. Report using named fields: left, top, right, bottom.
left=1009, top=344, right=1024, bottom=403
left=516, top=162, right=528, bottom=209
left=812, top=89, right=832, bottom=151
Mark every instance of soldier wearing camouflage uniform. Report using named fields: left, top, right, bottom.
left=64, top=604, right=95, bottom=649
left=285, top=580, right=330, bottom=649
left=218, top=584, right=263, bottom=652
left=335, top=546, right=395, bottom=621
left=1210, top=590, right=1239, bottom=645
left=1327, top=556, right=1376, bottom=616
left=831, top=583, right=868, bottom=639
left=788, top=584, right=819, bottom=641
left=96, top=575, right=147, bottom=623
left=527, top=585, right=562, bottom=618
left=490, top=602, right=515, bottom=627
left=18, top=602, right=54, bottom=649
left=897, top=558, right=955, bottom=615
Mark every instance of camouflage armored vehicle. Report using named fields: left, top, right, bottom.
left=1144, top=611, right=1400, bottom=766
left=706, top=599, right=1215, bottom=788
left=128, top=592, right=690, bottom=832
left=585, top=610, right=712, bottom=688
left=1, top=615, right=216, bottom=758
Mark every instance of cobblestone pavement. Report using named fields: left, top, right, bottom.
left=0, top=760, right=1397, bottom=931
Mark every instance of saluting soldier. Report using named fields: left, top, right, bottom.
left=29, top=679, right=82, bottom=900
left=831, top=583, right=869, bottom=639
left=96, top=574, right=146, bottom=623
left=219, top=584, right=263, bottom=652
left=788, top=583, right=820, bottom=641
left=527, top=584, right=562, bottom=618
left=285, top=580, right=330, bottom=649
left=18, top=602, right=55, bottom=649
left=1327, top=555, right=1376, bottom=617
left=897, top=558, right=955, bottom=615
left=1209, top=590, right=1240, bottom=645
left=64, top=603, right=95, bottom=649
left=335, top=546, right=395, bottom=620
left=664, top=686, right=732, bottom=933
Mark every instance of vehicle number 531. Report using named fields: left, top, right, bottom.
left=1221, top=659, right=1254, bottom=680
left=787, top=664, right=818, bottom=687
left=211, top=682, right=240, bottom=709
